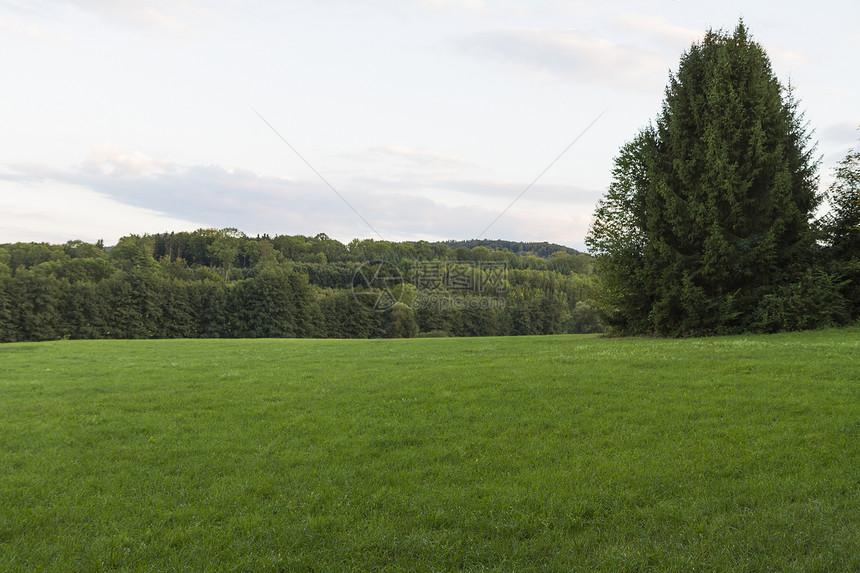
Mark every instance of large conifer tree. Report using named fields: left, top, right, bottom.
left=587, top=22, right=821, bottom=335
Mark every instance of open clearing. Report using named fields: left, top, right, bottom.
left=1, top=330, right=858, bottom=571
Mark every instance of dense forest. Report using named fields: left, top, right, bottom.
left=439, top=240, right=582, bottom=258
left=0, top=231, right=602, bottom=342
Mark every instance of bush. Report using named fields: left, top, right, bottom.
left=566, top=300, right=605, bottom=334
left=752, top=271, right=849, bottom=333
left=387, top=302, right=419, bottom=338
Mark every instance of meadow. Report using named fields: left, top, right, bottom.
left=0, top=330, right=858, bottom=571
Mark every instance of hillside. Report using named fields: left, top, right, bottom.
left=437, top=239, right=583, bottom=257
left=0, top=231, right=601, bottom=342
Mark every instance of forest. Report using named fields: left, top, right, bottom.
left=0, top=231, right=603, bottom=342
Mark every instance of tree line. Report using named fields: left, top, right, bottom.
left=439, top=240, right=582, bottom=258
left=0, top=233, right=602, bottom=342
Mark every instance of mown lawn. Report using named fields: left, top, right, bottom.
left=0, top=330, right=858, bottom=571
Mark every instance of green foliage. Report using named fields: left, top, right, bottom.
left=588, top=22, right=826, bottom=336
left=100, top=271, right=163, bottom=339
left=0, top=269, right=15, bottom=342
left=440, top=239, right=582, bottom=258
left=587, top=132, right=654, bottom=334
left=53, top=257, right=115, bottom=283
left=5, top=242, right=68, bottom=271
left=63, top=239, right=106, bottom=259
left=549, top=251, right=592, bottom=274
left=7, top=270, right=63, bottom=341
left=832, top=146, right=860, bottom=231
left=108, top=235, right=159, bottom=273
left=752, top=270, right=849, bottom=332
left=319, top=289, right=375, bottom=339
left=822, top=133, right=860, bottom=319
left=207, top=228, right=244, bottom=279
left=194, top=280, right=232, bottom=338
left=504, top=286, right=567, bottom=336
left=294, top=261, right=359, bottom=288
left=158, top=280, right=199, bottom=338
left=1, top=228, right=601, bottom=341
left=386, top=302, right=419, bottom=338
left=249, top=238, right=282, bottom=269
left=231, top=268, right=321, bottom=338
left=60, top=280, right=108, bottom=339
left=566, top=300, right=604, bottom=334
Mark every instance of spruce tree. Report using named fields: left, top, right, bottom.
left=824, top=135, right=860, bottom=319
left=587, top=22, right=821, bottom=335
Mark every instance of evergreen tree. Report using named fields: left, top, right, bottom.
left=0, top=264, right=14, bottom=342
left=9, top=270, right=63, bottom=341
left=319, top=289, right=375, bottom=338
left=195, top=281, right=232, bottom=338
left=587, top=22, right=822, bottom=335
left=159, top=280, right=198, bottom=338
left=233, top=270, right=298, bottom=338
left=823, top=134, right=860, bottom=318
left=61, top=280, right=108, bottom=339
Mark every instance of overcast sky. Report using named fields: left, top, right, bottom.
left=1, top=0, right=858, bottom=250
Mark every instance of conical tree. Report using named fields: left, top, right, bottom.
left=823, top=133, right=860, bottom=319
left=587, top=21, right=821, bottom=335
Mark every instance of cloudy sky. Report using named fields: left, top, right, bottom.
left=1, top=0, right=858, bottom=250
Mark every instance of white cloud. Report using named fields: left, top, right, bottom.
left=821, top=121, right=860, bottom=146
left=0, top=178, right=205, bottom=244
left=418, top=0, right=487, bottom=12
left=494, top=205, right=593, bottom=246
left=764, top=44, right=812, bottom=69
left=0, top=14, right=69, bottom=42
left=617, top=15, right=811, bottom=79
left=432, top=179, right=603, bottom=205
left=9, top=0, right=208, bottom=37
left=454, top=27, right=668, bottom=90
left=1, top=148, right=594, bottom=248
left=375, top=146, right=477, bottom=170
left=83, top=142, right=174, bottom=177
left=616, top=13, right=702, bottom=49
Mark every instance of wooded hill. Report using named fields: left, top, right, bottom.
left=0, top=230, right=602, bottom=342
left=438, top=240, right=582, bottom=258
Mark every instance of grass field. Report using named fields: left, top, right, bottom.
left=0, top=330, right=858, bottom=571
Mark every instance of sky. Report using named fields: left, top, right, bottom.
left=1, top=0, right=858, bottom=251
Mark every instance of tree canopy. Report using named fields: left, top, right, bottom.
left=0, top=230, right=603, bottom=342
left=586, top=22, right=840, bottom=335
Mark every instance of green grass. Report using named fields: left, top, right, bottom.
left=0, top=330, right=858, bottom=572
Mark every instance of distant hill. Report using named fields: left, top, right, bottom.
left=436, top=240, right=583, bottom=258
